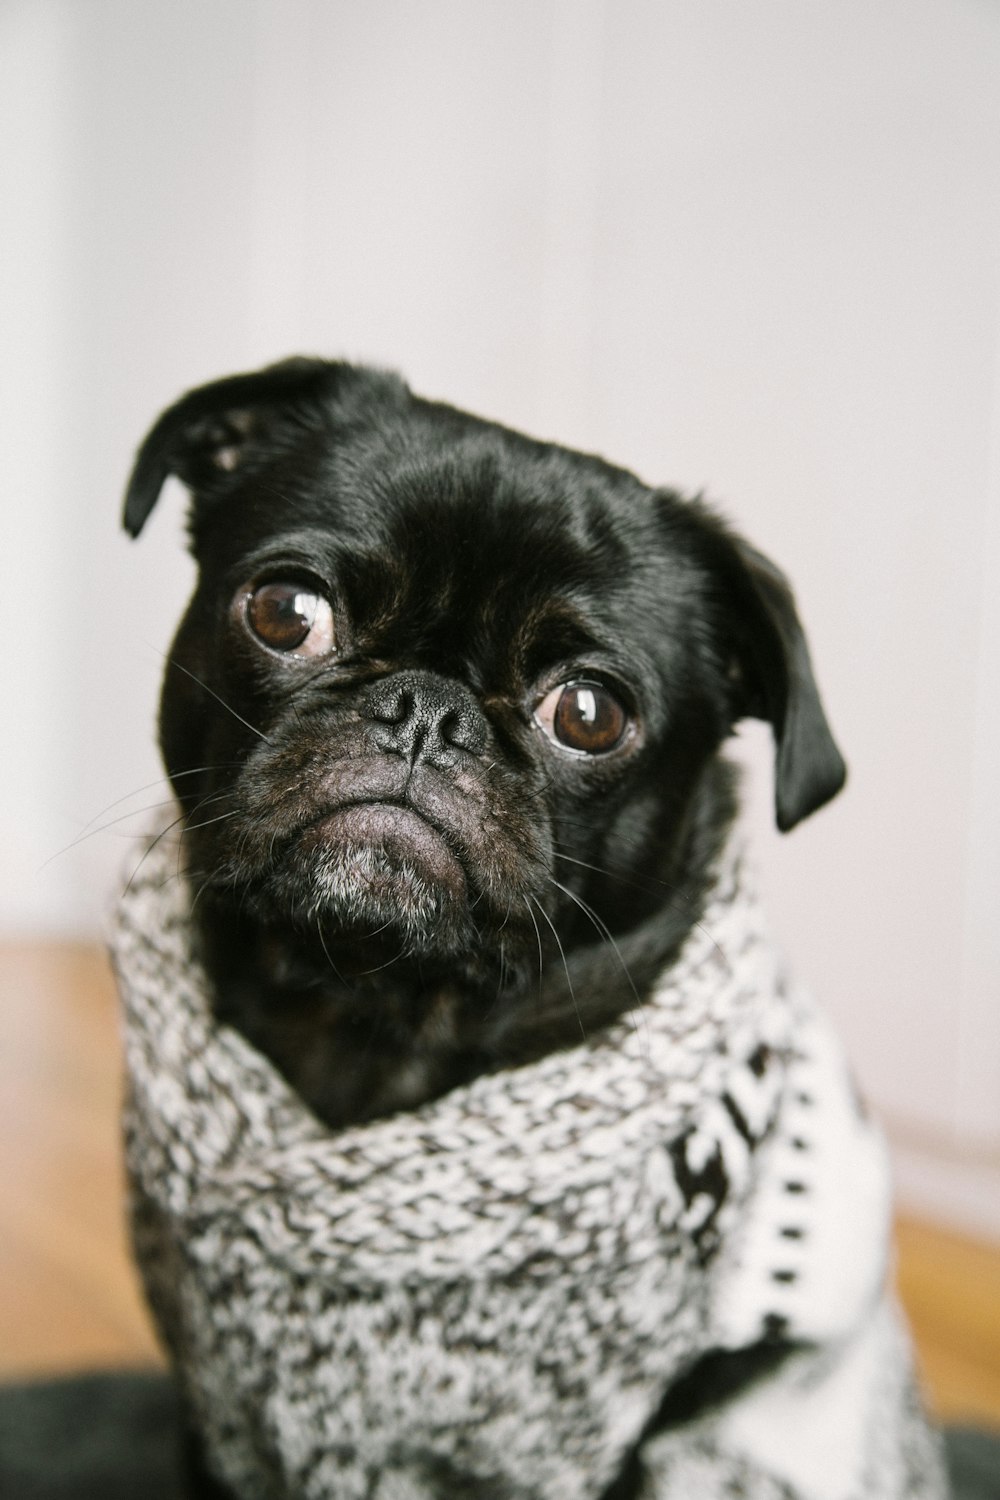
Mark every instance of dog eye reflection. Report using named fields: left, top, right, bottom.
left=535, top=681, right=630, bottom=756
left=244, top=581, right=336, bottom=658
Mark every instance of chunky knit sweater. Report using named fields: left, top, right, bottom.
left=112, top=828, right=948, bottom=1500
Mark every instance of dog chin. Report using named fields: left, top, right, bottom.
left=266, top=802, right=475, bottom=955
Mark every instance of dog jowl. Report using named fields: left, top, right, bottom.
left=125, top=357, right=845, bottom=1128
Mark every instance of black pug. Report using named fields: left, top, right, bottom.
left=124, top=356, right=846, bottom=1134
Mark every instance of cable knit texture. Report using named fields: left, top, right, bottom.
left=112, top=825, right=949, bottom=1499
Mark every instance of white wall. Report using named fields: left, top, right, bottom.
left=2, top=0, right=998, bottom=1234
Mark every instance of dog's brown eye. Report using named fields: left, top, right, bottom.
left=535, top=681, right=630, bottom=756
left=245, top=581, right=335, bottom=657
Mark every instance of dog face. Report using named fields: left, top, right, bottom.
left=125, top=359, right=845, bottom=1122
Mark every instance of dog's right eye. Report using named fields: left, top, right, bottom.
left=244, top=581, right=335, bottom=657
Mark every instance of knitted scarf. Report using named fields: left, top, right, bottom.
left=112, top=825, right=948, bottom=1500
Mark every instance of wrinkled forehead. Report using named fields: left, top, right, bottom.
left=340, top=497, right=632, bottom=680
left=206, top=432, right=705, bottom=685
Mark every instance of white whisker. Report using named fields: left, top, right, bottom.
left=526, top=893, right=586, bottom=1044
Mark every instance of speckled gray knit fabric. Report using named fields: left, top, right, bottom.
left=112, top=824, right=948, bottom=1500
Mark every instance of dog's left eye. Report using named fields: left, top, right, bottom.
left=535, top=681, right=630, bottom=756
left=244, top=581, right=335, bottom=657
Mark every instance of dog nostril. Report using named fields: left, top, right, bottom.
left=370, top=685, right=414, bottom=726
left=440, top=707, right=487, bottom=754
left=440, top=711, right=461, bottom=745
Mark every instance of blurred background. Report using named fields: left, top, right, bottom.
left=1, top=0, right=998, bottom=1415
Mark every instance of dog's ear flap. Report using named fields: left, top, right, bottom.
left=719, top=533, right=846, bottom=831
left=122, top=357, right=336, bottom=538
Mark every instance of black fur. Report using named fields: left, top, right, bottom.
left=125, top=356, right=845, bottom=1131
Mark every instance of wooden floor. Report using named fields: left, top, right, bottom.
left=2, top=941, right=999, bottom=1431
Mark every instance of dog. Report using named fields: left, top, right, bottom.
left=117, top=359, right=945, bottom=1499
left=124, top=355, right=844, bottom=1129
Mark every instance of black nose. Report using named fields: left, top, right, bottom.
left=363, top=671, right=489, bottom=766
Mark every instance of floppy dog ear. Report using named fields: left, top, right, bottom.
left=718, top=531, right=847, bottom=832
left=122, top=357, right=337, bottom=538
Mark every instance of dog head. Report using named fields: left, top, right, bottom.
left=125, top=358, right=844, bottom=1107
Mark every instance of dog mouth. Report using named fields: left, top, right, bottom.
left=269, top=795, right=474, bottom=954
left=191, top=750, right=546, bottom=961
left=299, top=800, right=468, bottom=903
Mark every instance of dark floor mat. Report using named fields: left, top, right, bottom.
left=0, top=1370, right=996, bottom=1497
left=0, top=1371, right=184, bottom=1500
